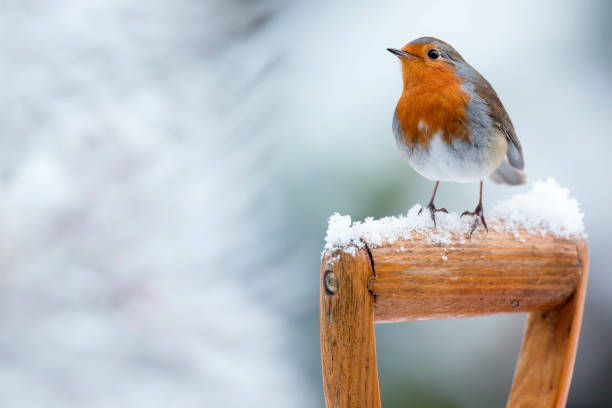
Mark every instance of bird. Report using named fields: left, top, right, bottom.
left=388, top=37, right=526, bottom=236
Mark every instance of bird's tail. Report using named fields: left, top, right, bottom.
left=490, top=157, right=527, bottom=185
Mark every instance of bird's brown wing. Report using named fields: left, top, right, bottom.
left=473, top=75, right=525, bottom=170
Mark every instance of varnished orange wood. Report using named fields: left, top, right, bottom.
left=367, top=229, right=583, bottom=322
left=506, top=241, right=588, bottom=407
left=320, top=249, right=381, bottom=408
left=319, top=228, right=587, bottom=408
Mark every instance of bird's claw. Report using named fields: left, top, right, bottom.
left=419, top=203, right=448, bottom=228
left=461, top=204, right=487, bottom=237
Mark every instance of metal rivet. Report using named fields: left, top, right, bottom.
left=324, top=270, right=338, bottom=295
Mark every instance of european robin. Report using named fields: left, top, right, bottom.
left=388, top=37, right=526, bottom=235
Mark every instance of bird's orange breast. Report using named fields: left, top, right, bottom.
left=396, top=60, right=471, bottom=147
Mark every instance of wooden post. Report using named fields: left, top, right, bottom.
left=320, top=229, right=587, bottom=408
left=320, top=248, right=381, bottom=408
left=506, top=241, right=588, bottom=407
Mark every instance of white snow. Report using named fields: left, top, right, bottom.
left=324, top=178, right=585, bottom=254
left=490, top=178, right=585, bottom=238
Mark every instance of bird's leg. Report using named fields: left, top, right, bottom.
left=418, top=181, right=447, bottom=227
left=461, top=180, right=488, bottom=237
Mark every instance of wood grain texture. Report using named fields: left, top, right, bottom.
left=319, top=228, right=587, bottom=407
left=367, top=228, right=584, bottom=322
left=507, top=241, right=589, bottom=408
left=320, top=249, right=381, bottom=408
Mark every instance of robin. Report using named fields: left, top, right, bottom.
left=388, top=37, right=526, bottom=236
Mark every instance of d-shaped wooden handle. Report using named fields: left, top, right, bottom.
left=320, top=230, right=588, bottom=408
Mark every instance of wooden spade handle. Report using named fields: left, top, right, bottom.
left=506, top=241, right=588, bottom=407
left=320, top=230, right=588, bottom=408
left=320, top=249, right=381, bottom=408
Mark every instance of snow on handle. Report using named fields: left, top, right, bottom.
left=324, top=178, right=585, bottom=255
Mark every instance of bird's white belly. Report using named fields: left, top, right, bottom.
left=397, top=133, right=507, bottom=183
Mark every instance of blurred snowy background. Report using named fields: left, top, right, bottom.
left=0, top=0, right=609, bottom=407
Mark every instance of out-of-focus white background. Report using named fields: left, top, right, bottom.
left=0, top=1, right=609, bottom=407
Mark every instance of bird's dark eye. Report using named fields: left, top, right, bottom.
left=427, top=49, right=440, bottom=59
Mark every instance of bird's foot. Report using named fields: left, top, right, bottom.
left=461, top=203, right=488, bottom=237
left=419, top=203, right=448, bottom=227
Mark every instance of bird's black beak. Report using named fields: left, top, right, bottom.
left=387, top=48, right=416, bottom=59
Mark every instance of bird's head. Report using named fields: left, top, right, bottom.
left=388, top=37, right=466, bottom=87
